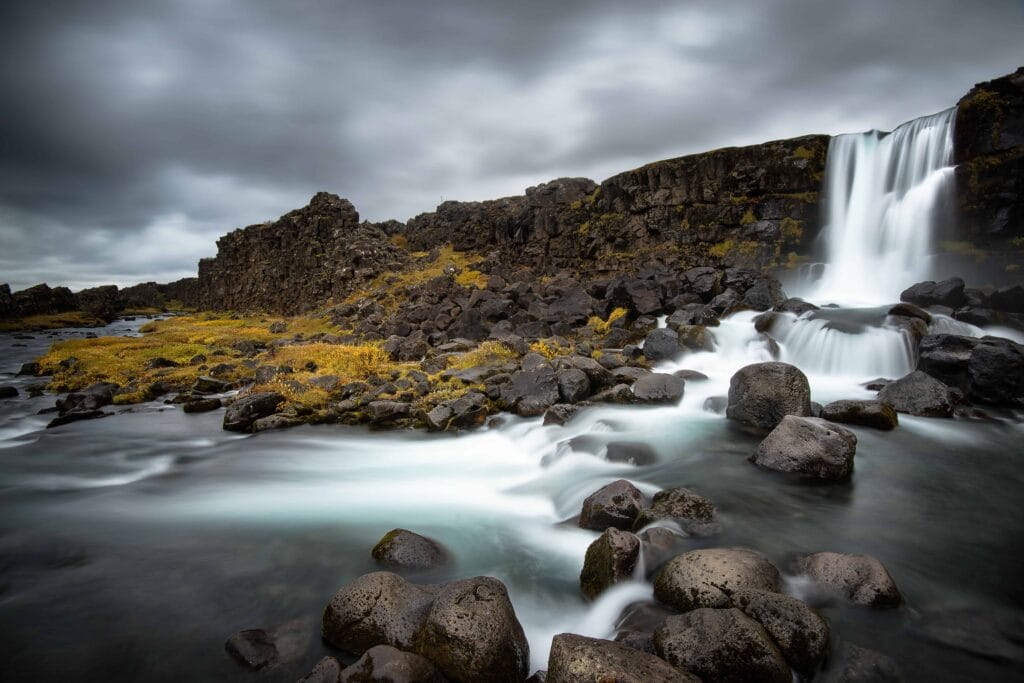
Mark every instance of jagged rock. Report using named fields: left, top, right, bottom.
left=877, top=370, right=955, bottom=417
left=556, top=368, right=591, bottom=403
left=542, top=403, right=582, bottom=426
left=900, top=277, right=967, bottom=308
left=183, top=398, right=221, bottom=413
left=17, top=361, right=41, bottom=376
left=322, top=572, right=437, bottom=654
left=653, top=548, right=781, bottom=612
left=654, top=608, right=791, bottom=683
left=559, top=356, right=615, bottom=390
left=413, top=576, right=529, bottom=683
left=223, top=392, right=285, bottom=432
left=821, top=399, right=898, bottom=429
left=579, top=479, right=645, bottom=531
left=299, top=656, right=344, bottom=683
left=634, top=487, right=714, bottom=529
left=730, top=589, right=830, bottom=675
left=610, top=366, right=649, bottom=384
left=57, top=381, right=116, bottom=414
left=547, top=633, right=699, bottom=683
left=819, top=642, right=902, bottom=682
left=371, top=529, right=449, bottom=571
left=793, top=552, right=902, bottom=608
left=340, top=644, right=446, bottom=683
left=631, top=373, right=685, bottom=404
left=918, top=333, right=1024, bottom=407
left=751, top=416, right=857, bottom=480
left=726, top=362, right=812, bottom=430
left=579, top=528, right=640, bottom=600
left=642, top=328, right=680, bottom=362
left=367, top=400, right=412, bottom=424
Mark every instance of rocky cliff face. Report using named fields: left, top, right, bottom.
left=0, top=278, right=200, bottom=322
left=955, top=67, right=1024, bottom=244
left=197, top=192, right=408, bottom=314
left=405, top=135, right=828, bottom=277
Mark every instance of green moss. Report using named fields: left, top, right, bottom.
left=578, top=221, right=590, bottom=237
left=781, top=217, right=803, bottom=242
left=569, top=199, right=583, bottom=210
left=740, top=209, right=757, bottom=226
left=937, top=240, right=988, bottom=262
left=792, top=145, right=816, bottom=160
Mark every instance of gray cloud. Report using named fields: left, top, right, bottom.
left=0, top=0, right=1021, bottom=290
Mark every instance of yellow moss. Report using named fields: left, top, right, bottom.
left=0, top=311, right=106, bottom=332
left=446, top=341, right=520, bottom=371
left=781, top=217, right=803, bottom=241
left=260, top=342, right=397, bottom=380
left=578, top=221, right=590, bottom=237
left=586, top=187, right=602, bottom=205
left=455, top=269, right=488, bottom=289
left=587, top=307, right=628, bottom=335
left=740, top=209, right=757, bottom=226
left=346, top=244, right=485, bottom=310
left=709, top=239, right=762, bottom=260
left=569, top=199, right=583, bottom=210
left=1010, top=236, right=1024, bottom=249
left=389, top=234, right=410, bottom=249
left=708, top=240, right=735, bottom=258
left=530, top=339, right=573, bottom=360
left=792, top=145, right=816, bottom=160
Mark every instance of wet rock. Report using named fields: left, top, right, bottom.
left=990, top=284, right=1024, bottom=312
left=252, top=414, right=300, bottom=432
left=426, top=392, right=487, bottom=431
left=672, top=369, right=708, bottom=382
left=57, top=381, right=116, bottom=414
left=543, top=403, right=582, bottom=426
left=818, top=642, right=902, bottom=682
left=340, top=644, right=446, bottom=683
left=579, top=479, right=645, bottom=531
left=610, top=366, right=650, bottom=384
left=193, top=375, right=230, bottom=394
left=726, top=362, right=811, bottom=430
left=918, top=333, right=1024, bottom=407
left=637, top=528, right=686, bottom=576
left=900, top=277, right=967, bottom=309
left=613, top=630, right=656, bottom=656
left=634, top=487, right=714, bottom=529
left=299, top=656, right=343, bottom=683
left=367, top=400, right=412, bottom=424
left=560, top=356, right=615, bottom=391
left=547, top=633, right=698, bottom=683
left=877, top=370, right=955, bottom=417
left=642, top=328, right=680, bottom=362
left=182, top=398, right=221, bottom=414
left=654, top=608, right=791, bottom=683
left=793, top=552, right=902, bottom=608
left=775, top=297, right=819, bottom=315
left=500, top=367, right=560, bottom=416
left=372, top=529, right=449, bottom=571
left=731, top=589, right=830, bottom=675
left=225, top=629, right=278, bottom=671
left=751, top=416, right=857, bottom=480
left=322, top=571, right=437, bottom=654
left=631, top=373, right=685, bottom=404
left=268, top=321, right=288, bottom=334
left=46, top=409, right=108, bottom=428
left=579, top=528, right=641, bottom=600
left=821, top=399, right=898, bottom=430
left=590, top=383, right=635, bottom=404
left=0, top=386, right=18, bottom=399
left=17, top=361, right=41, bottom=376
left=888, top=302, right=931, bottom=323
left=413, top=576, right=529, bottom=683
left=653, top=547, right=781, bottom=612
left=556, top=368, right=591, bottom=403
left=604, top=441, right=657, bottom=466
left=223, top=392, right=285, bottom=432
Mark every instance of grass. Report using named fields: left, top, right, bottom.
left=0, top=311, right=106, bottom=332
left=347, top=244, right=486, bottom=311
left=446, top=340, right=521, bottom=371
left=587, top=307, right=628, bottom=335
left=530, top=339, right=573, bottom=360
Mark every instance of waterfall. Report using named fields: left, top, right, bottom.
left=809, top=108, right=956, bottom=306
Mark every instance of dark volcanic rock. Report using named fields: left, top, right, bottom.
left=726, top=361, right=812, bottom=430
left=654, top=608, right=791, bottom=683
left=46, top=409, right=108, bottom=428
left=821, top=399, right=898, bottom=430
left=322, top=571, right=437, bottom=654
left=579, top=479, right=645, bottom=531
left=819, top=642, right=902, bottom=683
left=371, top=529, right=449, bottom=571
left=641, top=328, right=680, bottom=362
left=653, top=547, right=781, bottom=612
left=500, top=367, right=560, bottom=416
left=900, top=277, right=967, bottom=309
left=223, top=392, right=285, bottom=432
left=0, top=386, right=19, bottom=399
left=751, top=416, right=857, bottom=480
left=547, top=633, right=699, bottom=683
left=731, top=589, right=830, bottom=675
left=877, top=370, right=955, bottom=417
left=579, top=528, right=641, bottom=600
left=631, top=372, right=685, bottom=404
left=793, top=552, right=902, bottom=608
left=918, top=333, right=1024, bottom=407
left=183, top=398, right=221, bottom=414
left=634, top=487, right=714, bottom=529
left=57, top=381, right=116, bottom=414
left=340, top=644, right=445, bottom=683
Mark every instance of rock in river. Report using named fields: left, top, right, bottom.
left=322, top=571, right=437, bottom=654
left=877, top=370, right=955, bottom=417
left=579, top=527, right=640, bottom=600
left=654, top=547, right=781, bottom=612
left=579, top=479, right=645, bottom=531
left=339, top=644, right=445, bottom=683
left=821, top=399, right=898, bottom=430
left=547, top=632, right=699, bottom=683
left=371, top=529, right=449, bottom=571
left=793, top=552, right=902, bottom=608
left=751, top=416, right=857, bottom=480
left=222, top=392, right=285, bottom=432
left=726, top=362, right=812, bottom=430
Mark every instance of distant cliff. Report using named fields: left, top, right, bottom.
left=0, top=278, right=199, bottom=323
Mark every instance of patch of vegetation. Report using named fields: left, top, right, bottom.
left=937, top=240, right=988, bottom=262
left=792, top=145, right=817, bottom=160
left=0, top=311, right=106, bottom=332
left=740, top=209, right=757, bottom=226
left=346, top=244, right=486, bottom=312
left=530, top=338, right=573, bottom=360
left=781, top=217, right=803, bottom=242
left=445, top=341, right=520, bottom=371
left=587, top=307, right=628, bottom=335
left=389, top=234, right=410, bottom=249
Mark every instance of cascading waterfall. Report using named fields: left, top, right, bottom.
left=809, top=108, right=956, bottom=306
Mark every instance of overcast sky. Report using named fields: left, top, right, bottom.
left=1, top=0, right=1022, bottom=291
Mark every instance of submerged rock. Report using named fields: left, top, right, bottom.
left=224, top=629, right=278, bottom=671
left=751, top=416, right=857, bottom=480
left=547, top=633, right=699, bottom=683
left=821, top=399, right=898, bottom=430
left=654, top=547, right=781, bottom=612
left=877, top=370, right=955, bottom=417
left=634, top=487, right=715, bottom=529
left=631, top=373, right=685, bottom=404
left=819, top=642, right=902, bottom=682
left=726, top=362, right=812, bottom=430
left=371, top=529, right=449, bottom=571
left=182, top=397, right=221, bottom=413
left=793, top=552, right=902, bottom=608
left=579, top=479, right=645, bottom=531
left=0, top=386, right=18, bottom=399
left=339, top=644, right=445, bottom=683
left=579, top=528, right=640, bottom=600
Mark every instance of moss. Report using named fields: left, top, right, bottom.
left=346, top=244, right=485, bottom=311
left=530, top=339, right=573, bottom=360
left=708, top=239, right=761, bottom=261
left=587, top=307, right=628, bottom=335
left=792, top=145, right=816, bottom=160
left=780, top=217, right=803, bottom=242
left=389, top=234, right=409, bottom=249
left=446, top=341, right=521, bottom=370
left=937, top=240, right=988, bottom=262
left=578, top=221, right=590, bottom=237
left=569, top=199, right=583, bottom=210
left=0, top=311, right=106, bottom=332
left=740, top=209, right=757, bottom=226
left=586, top=186, right=602, bottom=205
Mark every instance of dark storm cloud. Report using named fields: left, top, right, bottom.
left=0, top=0, right=1021, bottom=290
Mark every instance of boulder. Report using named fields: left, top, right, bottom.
left=731, top=589, right=830, bottom=675
left=56, top=381, right=116, bottom=414
left=500, top=367, right=560, bottom=415
left=654, top=608, right=791, bottom=683
left=726, top=362, right=811, bottom=430
left=371, top=529, right=449, bottom=571
left=224, top=629, right=279, bottom=671
left=556, top=368, right=591, bottom=403
left=426, top=392, right=488, bottom=431
left=251, top=414, right=300, bottom=432
left=793, top=552, right=902, bottom=608
left=547, top=633, right=699, bottom=683
left=413, top=576, right=529, bottom=683
left=642, top=328, right=680, bottom=362
left=918, top=334, right=1024, bottom=407
left=0, top=386, right=18, bottom=399
left=751, top=416, right=857, bottom=480
left=579, top=528, right=641, bottom=600
left=367, top=400, right=412, bottom=424
left=183, top=398, right=221, bottom=414
left=340, top=644, right=446, bottom=683
left=631, top=373, right=685, bottom=404
left=542, top=403, right=582, bottom=426
left=590, top=383, right=636, bottom=404
left=298, top=656, right=344, bottom=683
left=900, top=277, right=967, bottom=308
left=322, top=571, right=437, bottom=654
left=637, top=528, right=687, bottom=576
left=877, top=370, right=955, bottom=417
left=634, top=487, right=714, bottom=529
left=820, top=400, right=898, bottom=430
left=193, top=375, right=230, bottom=393
left=604, top=441, right=657, bottom=466
left=579, top=480, right=645, bottom=531
left=653, top=548, right=781, bottom=612
left=223, top=392, right=285, bottom=432
left=888, top=302, right=931, bottom=323
left=560, top=356, right=615, bottom=390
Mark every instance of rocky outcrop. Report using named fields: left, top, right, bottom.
left=197, top=192, right=408, bottom=313
left=917, top=333, right=1024, bottom=407
left=547, top=633, right=699, bottom=683
left=0, top=278, right=200, bottom=322
left=1, top=283, right=76, bottom=318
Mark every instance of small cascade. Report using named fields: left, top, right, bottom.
left=809, top=108, right=956, bottom=306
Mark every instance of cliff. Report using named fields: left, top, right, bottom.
left=0, top=278, right=200, bottom=323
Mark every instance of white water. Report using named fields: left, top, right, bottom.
left=807, top=108, right=956, bottom=307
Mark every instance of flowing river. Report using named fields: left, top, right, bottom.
left=2, top=111, right=1023, bottom=682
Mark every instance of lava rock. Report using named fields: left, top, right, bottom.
left=193, top=375, right=230, bottom=393
left=900, top=277, right=967, bottom=308
left=182, top=398, right=221, bottom=414
left=46, top=409, right=108, bottom=428
left=793, top=552, right=902, bottom=608
left=653, top=547, right=781, bottom=612
left=579, top=479, right=645, bottom=531
left=547, top=633, right=699, bottom=683
left=821, top=400, right=898, bottom=430
left=340, top=644, right=446, bottom=683
left=631, top=373, right=685, bottom=404
left=0, top=386, right=18, bottom=399
left=654, top=608, right=791, bottom=683
left=556, top=368, right=591, bottom=403
left=322, top=571, right=437, bottom=654
left=918, top=333, right=1024, bottom=407
left=634, top=487, right=715, bottom=529
left=818, top=642, right=902, bottom=682
left=371, top=529, right=449, bottom=571
left=888, top=302, right=931, bottom=323
left=223, top=392, right=285, bottom=432
left=642, top=328, right=680, bottom=362
left=542, top=403, right=582, bottom=426
left=731, top=589, right=830, bottom=675
left=56, top=381, right=116, bottom=414
left=726, top=362, right=812, bottom=430
left=579, top=528, right=641, bottom=600
left=298, top=656, right=343, bottom=683
left=751, top=416, right=857, bottom=480
left=500, top=367, right=560, bottom=416
left=877, top=370, right=955, bottom=417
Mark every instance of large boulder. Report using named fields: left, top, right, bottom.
left=298, top=656, right=344, bottom=683
left=631, top=373, right=685, bottom=404
left=899, top=277, right=967, bottom=308
left=56, top=381, right=116, bottom=414
left=579, top=528, right=640, bottom=600
left=726, top=362, right=811, bottom=430
left=793, top=552, right=902, bottom=608
left=731, top=589, right=830, bottom=675
left=339, top=644, right=446, bottom=683
left=223, top=392, right=285, bottom=432
left=653, top=548, right=781, bottom=612
left=371, top=529, right=449, bottom=571
left=500, top=367, right=560, bottom=416
left=322, top=572, right=437, bottom=654
left=547, top=633, right=699, bottom=683
left=634, top=487, right=714, bottom=530
left=877, top=370, right=955, bottom=417
left=413, top=576, right=530, bottom=683
left=918, top=334, right=1024, bottom=407
left=579, top=479, right=645, bottom=531
left=751, top=416, right=857, bottom=480
left=654, top=608, right=791, bottom=683
left=642, top=328, right=681, bottom=362
left=556, top=368, right=591, bottom=403
left=821, top=400, right=898, bottom=430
